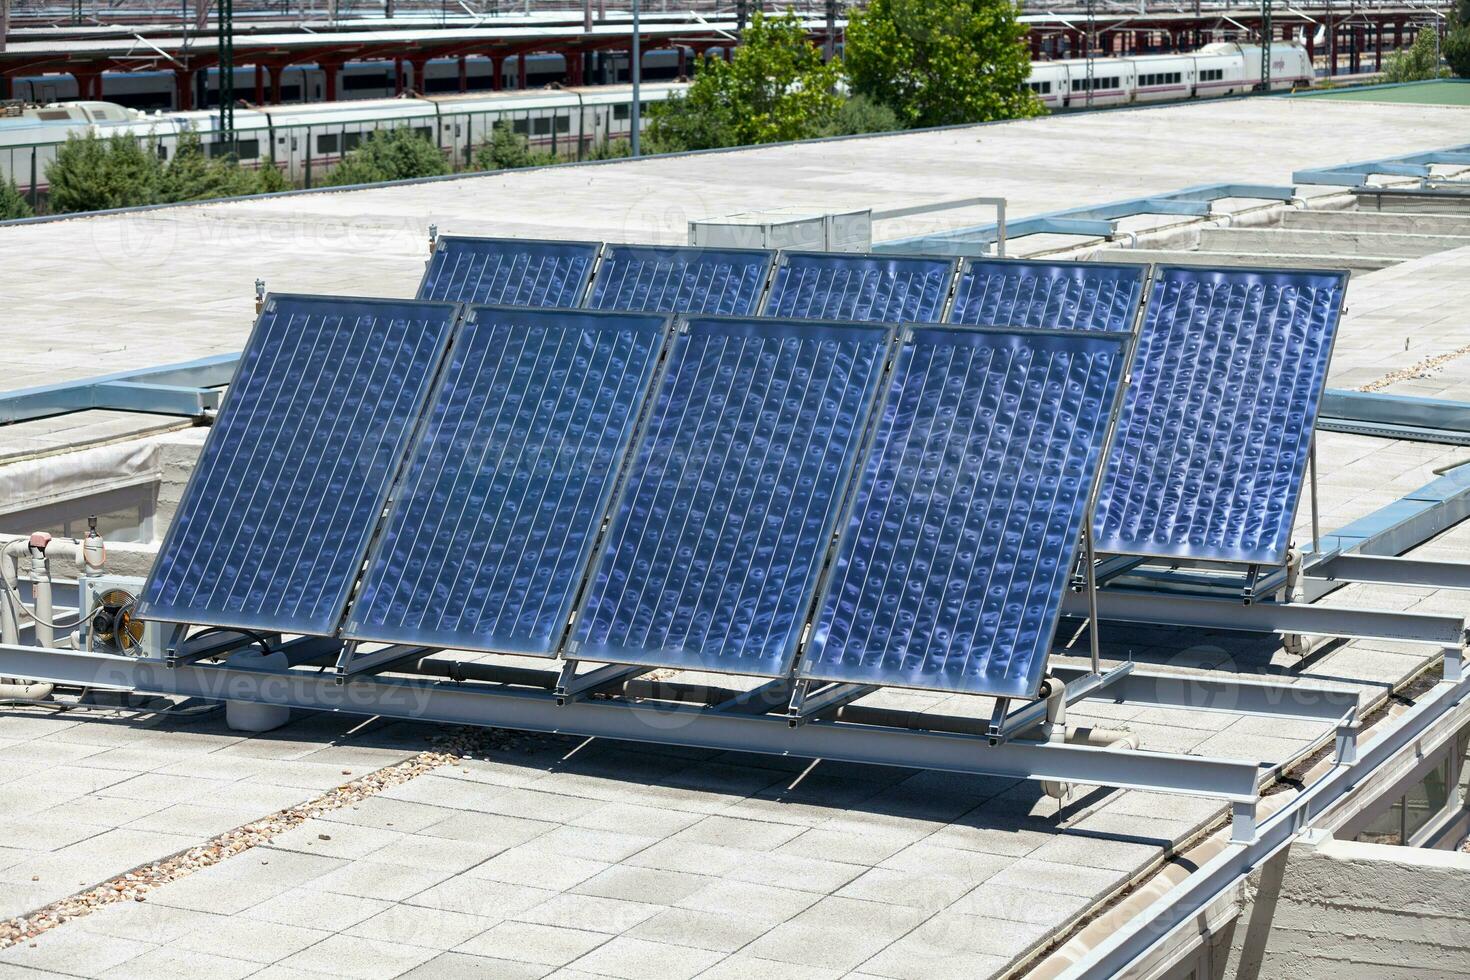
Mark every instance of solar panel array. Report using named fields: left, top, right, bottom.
left=762, top=253, right=957, bottom=323
left=344, top=308, right=669, bottom=655
left=801, top=327, right=1130, bottom=698
left=419, top=237, right=600, bottom=307
left=948, top=258, right=1146, bottom=333
left=138, top=296, right=458, bottom=634
left=586, top=244, right=773, bottom=315
left=143, top=240, right=1346, bottom=704
left=571, top=318, right=891, bottom=676
left=1093, top=266, right=1347, bottom=565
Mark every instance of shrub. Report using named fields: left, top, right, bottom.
left=0, top=177, right=33, bottom=220
left=46, top=132, right=161, bottom=213
left=323, top=127, right=450, bottom=186
left=1381, top=28, right=1447, bottom=83
left=820, top=95, right=903, bottom=137
left=475, top=121, right=563, bottom=170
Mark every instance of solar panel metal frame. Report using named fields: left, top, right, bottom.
left=943, top=256, right=1150, bottom=332
left=759, top=250, right=960, bottom=324
left=137, top=293, right=462, bottom=636
left=341, top=305, right=674, bottom=657
left=568, top=314, right=897, bottom=678
left=796, top=322, right=1134, bottom=700
left=416, top=235, right=603, bottom=307
left=583, top=243, right=776, bottom=315
left=1092, top=264, right=1349, bottom=568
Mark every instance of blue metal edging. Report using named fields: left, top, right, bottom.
left=0, top=353, right=239, bottom=424
left=1319, top=388, right=1470, bottom=446
left=875, top=183, right=1295, bottom=255
left=1293, top=143, right=1470, bottom=187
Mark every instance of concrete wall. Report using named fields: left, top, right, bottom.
left=1214, top=829, right=1470, bottom=980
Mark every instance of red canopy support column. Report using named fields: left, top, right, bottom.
left=174, top=67, right=195, bottom=110
left=269, top=64, right=283, bottom=103
left=677, top=45, right=687, bottom=78
left=254, top=64, right=266, bottom=104
left=322, top=60, right=342, bottom=101
left=517, top=53, right=528, bottom=89
left=489, top=54, right=503, bottom=90
left=458, top=56, right=468, bottom=92
left=564, top=48, right=581, bottom=86
left=409, top=56, right=428, bottom=93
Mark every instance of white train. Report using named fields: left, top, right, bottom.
left=8, top=49, right=692, bottom=109
left=1023, top=42, right=1314, bottom=108
left=0, top=41, right=1315, bottom=198
left=0, top=83, right=682, bottom=194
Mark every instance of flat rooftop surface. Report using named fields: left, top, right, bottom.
left=2, top=93, right=1470, bottom=978
left=1293, top=79, right=1470, bottom=106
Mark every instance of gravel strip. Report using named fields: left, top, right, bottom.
left=1358, top=342, right=1470, bottom=392
left=0, top=725, right=525, bottom=948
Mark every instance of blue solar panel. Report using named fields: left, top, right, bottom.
left=571, top=317, right=892, bottom=676
left=761, top=252, right=956, bottom=323
left=1093, top=266, right=1347, bottom=565
left=585, top=244, right=774, bottom=315
left=138, top=295, right=458, bottom=634
left=418, top=236, right=599, bottom=307
left=343, top=308, right=670, bottom=655
left=947, top=257, right=1147, bottom=333
left=800, top=326, right=1130, bottom=699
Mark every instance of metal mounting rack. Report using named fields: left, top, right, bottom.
left=0, top=638, right=1370, bottom=843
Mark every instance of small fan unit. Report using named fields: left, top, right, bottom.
left=79, top=576, right=166, bottom=659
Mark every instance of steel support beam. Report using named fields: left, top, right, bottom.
left=1305, top=463, right=1470, bottom=602
left=1060, top=668, right=1470, bottom=979
left=0, top=645, right=1263, bottom=804
left=1060, top=588, right=1466, bottom=647
left=1307, top=553, right=1470, bottom=592
left=555, top=662, right=651, bottom=704
left=334, top=643, right=433, bottom=681
left=989, top=663, right=1136, bottom=744
left=787, top=683, right=876, bottom=727
left=1047, top=662, right=1360, bottom=724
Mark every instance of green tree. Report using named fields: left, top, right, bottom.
left=820, top=95, right=902, bottom=136
left=46, top=132, right=162, bottom=213
left=1381, top=28, right=1446, bottom=83
left=0, top=178, right=33, bottom=220
left=323, top=126, right=450, bottom=186
left=844, top=0, right=1043, bottom=128
left=646, top=9, right=842, bottom=151
left=1445, top=27, right=1470, bottom=78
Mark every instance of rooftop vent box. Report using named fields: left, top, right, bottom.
left=688, top=207, right=872, bottom=252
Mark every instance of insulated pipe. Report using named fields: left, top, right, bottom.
left=0, top=536, right=54, bottom=699
left=28, top=533, right=53, bottom=649
left=0, top=540, right=21, bottom=646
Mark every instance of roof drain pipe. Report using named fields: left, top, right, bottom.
left=0, top=535, right=56, bottom=701
left=1037, top=674, right=1139, bottom=802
